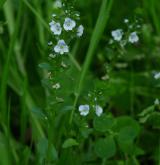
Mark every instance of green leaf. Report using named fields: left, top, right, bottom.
left=117, top=140, right=134, bottom=154
left=114, top=116, right=140, bottom=154
left=31, top=107, right=46, bottom=119
left=62, top=138, right=79, bottom=148
left=0, top=0, right=6, bottom=8
left=147, top=112, right=160, bottom=128
left=21, top=147, right=31, bottom=165
left=138, top=105, right=154, bottom=117
left=38, top=63, right=53, bottom=70
left=37, top=138, right=58, bottom=163
left=139, top=114, right=151, bottom=123
left=93, top=115, right=114, bottom=132
left=0, top=133, right=11, bottom=165
left=132, top=145, right=145, bottom=156
left=118, top=126, right=139, bottom=142
left=80, top=127, right=93, bottom=139
left=94, top=136, right=116, bottom=159
left=138, top=105, right=154, bottom=123
left=117, top=126, right=140, bottom=154
left=114, top=116, right=140, bottom=133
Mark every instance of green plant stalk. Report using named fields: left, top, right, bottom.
left=0, top=0, right=22, bottom=117
left=158, top=135, right=160, bottom=165
left=22, top=0, right=50, bottom=32
left=2, top=0, right=45, bottom=139
left=69, top=0, right=114, bottom=124
left=69, top=53, right=81, bottom=71
left=3, top=0, right=26, bottom=76
left=149, top=0, right=160, bottom=35
left=0, top=0, right=6, bottom=8
left=7, top=101, right=19, bottom=163
left=20, top=77, right=28, bottom=142
left=1, top=102, right=19, bottom=164
left=33, top=0, right=45, bottom=47
left=6, top=75, right=45, bottom=138
left=130, top=64, right=135, bottom=116
left=25, top=93, right=45, bottom=138
left=144, top=0, right=160, bottom=35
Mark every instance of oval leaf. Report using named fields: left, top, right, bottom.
left=94, top=136, right=116, bottom=159
left=62, top=138, right=79, bottom=148
left=118, top=126, right=138, bottom=142
left=93, top=115, right=114, bottom=132
left=38, top=63, right=52, bottom=70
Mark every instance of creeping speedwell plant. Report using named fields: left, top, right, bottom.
left=1, top=0, right=160, bottom=164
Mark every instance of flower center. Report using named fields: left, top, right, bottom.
left=66, top=21, right=71, bottom=27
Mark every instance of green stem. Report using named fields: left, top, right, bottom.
left=0, top=0, right=6, bottom=8
left=158, top=136, right=160, bottom=165
left=69, top=0, right=114, bottom=124
left=130, top=64, right=134, bottom=116
left=69, top=53, right=81, bottom=71
left=149, top=0, right=160, bottom=35
left=22, top=0, right=50, bottom=32
left=144, top=0, right=160, bottom=35
left=0, top=0, right=22, bottom=118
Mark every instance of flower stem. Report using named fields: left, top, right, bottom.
left=69, top=0, right=114, bottom=124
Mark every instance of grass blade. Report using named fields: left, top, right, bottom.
left=69, top=0, right=114, bottom=124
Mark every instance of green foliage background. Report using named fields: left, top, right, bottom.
left=0, top=0, right=160, bottom=164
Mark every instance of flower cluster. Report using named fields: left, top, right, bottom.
left=49, top=13, right=84, bottom=56
left=110, top=18, right=141, bottom=47
left=111, top=29, right=139, bottom=44
left=78, top=104, right=103, bottom=117
left=43, top=4, right=85, bottom=106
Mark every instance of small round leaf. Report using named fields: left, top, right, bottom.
left=93, top=115, right=114, bottom=132
left=94, top=136, right=116, bottom=159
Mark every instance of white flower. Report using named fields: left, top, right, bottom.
left=137, top=25, right=141, bottom=28
left=52, top=83, right=61, bottom=89
left=77, top=25, right=84, bottom=37
left=54, top=0, right=62, bottom=8
left=49, top=54, right=56, bottom=58
left=124, top=19, right=129, bottom=23
left=94, top=105, right=103, bottom=117
left=75, top=13, right=80, bottom=17
left=48, top=41, right=53, bottom=46
left=128, top=32, right=139, bottom=43
left=50, top=22, right=62, bottom=35
left=54, top=40, right=69, bottom=55
left=154, top=98, right=159, bottom=105
left=154, top=72, right=160, bottom=79
left=52, top=14, right=56, bottom=17
left=111, top=29, right=123, bottom=41
left=63, top=17, right=76, bottom=31
left=79, top=105, right=90, bottom=116
left=129, top=25, right=133, bottom=29
left=49, top=20, right=55, bottom=26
